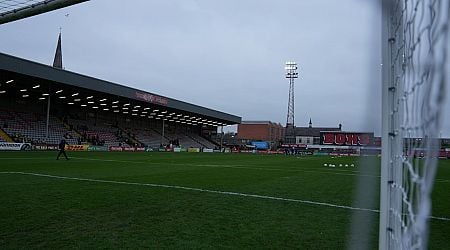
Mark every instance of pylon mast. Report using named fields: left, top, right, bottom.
left=285, top=61, right=298, bottom=140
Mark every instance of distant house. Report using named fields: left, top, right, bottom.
left=285, top=118, right=342, bottom=145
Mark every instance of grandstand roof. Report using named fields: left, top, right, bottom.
left=0, top=52, right=241, bottom=126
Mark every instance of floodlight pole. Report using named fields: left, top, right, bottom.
left=285, top=61, right=298, bottom=143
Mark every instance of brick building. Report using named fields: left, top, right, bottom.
left=237, top=121, right=284, bottom=148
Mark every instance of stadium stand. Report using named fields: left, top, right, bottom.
left=0, top=52, right=241, bottom=151
left=0, top=109, right=78, bottom=144
left=68, top=117, right=129, bottom=147
left=188, top=133, right=217, bottom=149
left=121, top=128, right=167, bottom=147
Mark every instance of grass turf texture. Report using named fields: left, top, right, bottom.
left=0, top=152, right=448, bottom=249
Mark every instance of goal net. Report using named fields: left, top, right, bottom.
left=0, top=0, right=88, bottom=24
left=380, top=0, right=449, bottom=249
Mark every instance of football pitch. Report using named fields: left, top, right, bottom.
left=0, top=152, right=449, bottom=249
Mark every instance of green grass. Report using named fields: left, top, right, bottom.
left=0, top=152, right=448, bottom=249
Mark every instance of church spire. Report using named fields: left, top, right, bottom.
left=309, top=118, right=312, bottom=128
left=52, top=30, right=63, bottom=69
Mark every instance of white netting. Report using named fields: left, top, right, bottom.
left=383, top=0, right=449, bottom=249
left=0, top=0, right=49, bottom=14
left=0, top=0, right=86, bottom=24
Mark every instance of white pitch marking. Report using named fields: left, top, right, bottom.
left=1, top=171, right=449, bottom=222
left=0, top=171, right=378, bottom=213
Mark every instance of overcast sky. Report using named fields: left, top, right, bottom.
left=0, top=0, right=449, bottom=136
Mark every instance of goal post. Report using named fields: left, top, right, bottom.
left=380, top=0, right=449, bottom=249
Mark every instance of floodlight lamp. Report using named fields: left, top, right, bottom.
left=6, top=79, right=14, bottom=84
left=59, top=96, right=66, bottom=99
left=32, top=85, right=40, bottom=89
left=112, top=101, right=119, bottom=104
left=56, top=90, right=63, bottom=93
left=72, top=93, right=79, bottom=96
left=68, top=102, right=74, bottom=105
left=22, top=94, right=29, bottom=97
left=42, top=93, right=49, bottom=96
left=87, top=96, right=93, bottom=99
left=20, top=89, right=27, bottom=92
left=88, top=101, right=94, bottom=104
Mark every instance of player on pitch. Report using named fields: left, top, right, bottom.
left=56, top=138, right=69, bottom=160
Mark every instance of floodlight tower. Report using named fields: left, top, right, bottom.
left=285, top=61, right=298, bottom=142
